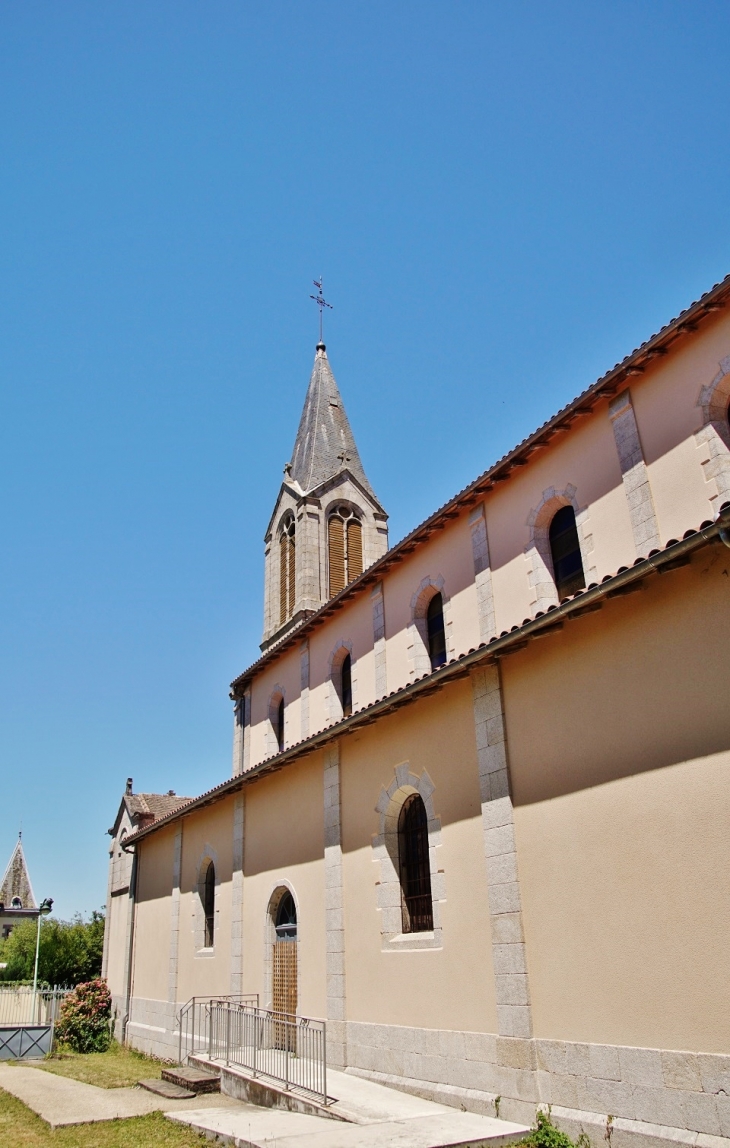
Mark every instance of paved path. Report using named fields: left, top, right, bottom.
left=168, top=1064, right=529, bottom=1148
left=0, top=1062, right=241, bottom=1128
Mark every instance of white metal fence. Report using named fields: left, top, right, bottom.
left=0, top=988, right=70, bottom=1027
left=178, top=994, right=259, bottom=1065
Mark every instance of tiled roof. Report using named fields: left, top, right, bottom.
left=127, top=793, right=191, bottom=821
left=231, top=274, right=730, bottom=695
left=123, top=504, right=730, bottom=849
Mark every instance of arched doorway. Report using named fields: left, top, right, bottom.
left=272, top=890, right=298, bottom=1035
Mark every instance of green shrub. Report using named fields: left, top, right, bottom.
left=55, top=978, right=112, bottom=1053
left=521, top=1108, right=590, bottom=1148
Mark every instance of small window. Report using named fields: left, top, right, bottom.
left=549, top=505, right=586, bottom=599
left=427, top=593, right=446, bottom=670
left=11, top=897, right=21, bottom=910
left=203, top=861, right=215, bottom=948
left=275, top=891, right=297, bottom=940
left=398, top=795, right=433, bottom=933
left=340, top=653, right=352, bottom=717
left=276, top=697, right=285, bottom=752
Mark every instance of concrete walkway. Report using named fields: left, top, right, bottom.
left=168, top=1063, right=530, bottom=1148
left=0, top=1062, right=242, bottom=1128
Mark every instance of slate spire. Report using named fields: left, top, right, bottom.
left=288, top=344, right=377, bottom=502
left=0, top=836, right=37, bottom=910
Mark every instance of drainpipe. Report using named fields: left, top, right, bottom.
left=120, top=843, right=138, bottom=1045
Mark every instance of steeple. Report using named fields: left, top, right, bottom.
left=0, top=836, right=37, bottom=911
left=260, top=343, right=389, bottom=650
left=289, top=344, right=377, bottom=500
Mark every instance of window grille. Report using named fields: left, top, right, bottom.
left=275, top=697, right=285, bottom=752
left=341, top=653, right=352, bottom=717
left=398, top=794, right=433, bottom=933
left=328, top=505, right=363, bottom=597
left=549, top=505, right=585, bottom=599
left=203, top=861, right=215, bottom=948
left=279, top=516, right=296, bottom=625
left=427, top=593, right=447, bottom=670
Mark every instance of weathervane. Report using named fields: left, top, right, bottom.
left=310, top=277, right=333, bottom=345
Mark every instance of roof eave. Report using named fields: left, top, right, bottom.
left=125, top=506, right=730, bottom=849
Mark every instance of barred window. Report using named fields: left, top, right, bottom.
left=279, top=515, right=296, bottom=625
left=276, top=697, right=285, bottom=752
left=328, top=506, right=363, bottom=597
left=549, top=505, right=585, bottom=599
left=203, top=861, right=215, bottom=947
left=398, top=795, right=433, bottom=933
left=427, top=593, right=446, bottom=670
left=340, top=653, right=352, bottom=717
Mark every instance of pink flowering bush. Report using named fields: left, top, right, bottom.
left=55, top=978, right=112, bottom=1053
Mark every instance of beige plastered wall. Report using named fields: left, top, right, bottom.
left=503, top=547, right=730, bottom=1053
left=131, top=825, right=176, bottom=1004
left=634, top=310, right=730, bottom=542
left=243, top=752, right=326, bottom=1019
left=105, top=894, right=128, bottom=1001
left=176, top=798, right=235, bottom=1002
left=341, top=679, right=499, bottom=1034
left=308, top=591, right=375, bottom=732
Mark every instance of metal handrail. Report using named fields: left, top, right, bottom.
left=177, top=994, right=258, bottom=1066
left=203, top=1001, right=328, bottom=1106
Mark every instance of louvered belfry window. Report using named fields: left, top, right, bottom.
left=328, top=506, right=363, bottom=598
left=279, top=516, right=296, bottom=625
left=398, top=794, right=433, bottom=933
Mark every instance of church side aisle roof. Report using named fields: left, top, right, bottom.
left=122, top=505, right=730, bottom=849
left=289, top=345, right=378, bottom=501
left=231, top=271, right=730, bottom=690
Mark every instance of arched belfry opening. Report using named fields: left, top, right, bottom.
left=260, top=343, right=389, bottom=651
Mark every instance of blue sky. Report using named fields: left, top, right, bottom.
left=1, top=3, right=729, bottom=918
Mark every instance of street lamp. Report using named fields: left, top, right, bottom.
left=32, top=898, right=54, bottom=994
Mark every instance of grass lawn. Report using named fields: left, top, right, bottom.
left=0, top=1088, right=209, bottom=1147
left=25, top=1043, right=165, bottom=1089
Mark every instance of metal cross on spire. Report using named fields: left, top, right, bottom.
left=310, top=276, right=333, bottom=346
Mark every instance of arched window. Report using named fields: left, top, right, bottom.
left=203, top=861, right=215, bottom=947
left=328, top=505, right=363, bottom=597
left=11, top=897, right=21, bottom=910
left=398, top=795, right=433, bottom=933
left=549, top=505, right=586, bottom=599
left=340, top=653, right=352, bottom=717
left=279, top=515, right=296, bottom=625
left=276, top=697, right=285, bottom=752
left=427, top=593, right=446, bottom=670
left=275, top=891, right=297, bottom=941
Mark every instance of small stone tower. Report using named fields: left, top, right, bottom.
left=261, top=342, right=388, bottom=650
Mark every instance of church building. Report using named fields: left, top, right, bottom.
left=104, top=279, right=730, bottom=1145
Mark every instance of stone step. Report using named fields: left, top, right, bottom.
left=138, top=1077, right=196, bottom=1099
left=162, top=1065, right=221, bottom=1094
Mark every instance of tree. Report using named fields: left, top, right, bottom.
left=0, top=911, right=105, bottom=986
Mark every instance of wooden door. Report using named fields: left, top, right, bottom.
left=272, top=939, right=297, bottom=1050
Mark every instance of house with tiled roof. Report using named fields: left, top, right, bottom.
left=104, top=277, right=730, bottom=1147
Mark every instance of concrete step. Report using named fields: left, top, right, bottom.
left=162, top=1065, right=221, bottom=1094
left=138, top=1077, right=196, bottom=1099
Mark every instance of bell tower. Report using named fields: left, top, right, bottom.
left=261, top=341, right=388, bottom=651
